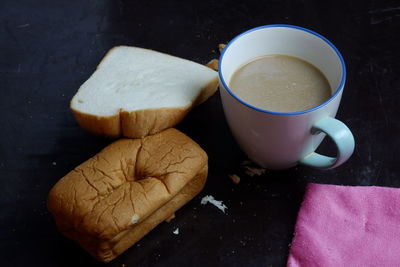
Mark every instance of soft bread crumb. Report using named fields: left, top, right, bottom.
left=228, top=174, right=241, bottom=184
left=130, top=214, right=140, bottom=225
left=206, top=59, right=219, bottom=71
left=165, top=213, right=175, bottom=223
left=219, top=43, right=226, bottom=52
left=201, top=195, right=227, bottom=213
left=173, top=228, right=179, bottom=235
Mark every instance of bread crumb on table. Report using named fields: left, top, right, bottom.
left=243, top=166, right=266, bottom=177
left=173, top=228, right=179, bottom=235
left=240, top=160, right=266, bottom=176
left=206, top=59, right=219, bottom=71
left=228, top=174, right=241, bottom=184
left=201, top=195, right=227, bottom=213
left=219, top=43, right=226, bottom=51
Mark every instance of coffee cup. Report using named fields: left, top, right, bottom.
left=218, top=24, right=355, bottom=170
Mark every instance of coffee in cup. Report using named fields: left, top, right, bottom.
left=229, top=54, right=332, bottom=113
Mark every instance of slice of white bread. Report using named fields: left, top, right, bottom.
left=70, top=46, right=218, bottom=138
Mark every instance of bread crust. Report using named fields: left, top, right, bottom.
left=47, top=129, right=208, bottom=262
left=119, top=107, right=190, bottom=138
left=70, top=78, right=218, bottom=138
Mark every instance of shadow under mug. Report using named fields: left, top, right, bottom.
left=218, top=24, right=355, bottom=170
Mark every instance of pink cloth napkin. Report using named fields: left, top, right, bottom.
left=287, top=183, right=400, bottom=267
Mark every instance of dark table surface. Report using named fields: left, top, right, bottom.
left=1, top=0, right=399, bottom=266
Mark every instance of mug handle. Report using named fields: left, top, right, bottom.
left=299, top=117, right=355, bottom=169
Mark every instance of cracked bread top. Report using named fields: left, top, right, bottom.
left=47, top=128, right=207, bottom=240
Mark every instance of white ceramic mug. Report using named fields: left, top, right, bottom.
left=218, top=24, right=355, bottom=170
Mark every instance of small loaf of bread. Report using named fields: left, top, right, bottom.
left=47, top=128, right=208, bottom=262
left=70, top=46, right=218, bottom=138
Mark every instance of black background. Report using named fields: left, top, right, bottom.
left=1, top=0, right=399, bottom=266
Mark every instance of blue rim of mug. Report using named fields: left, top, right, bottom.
left=218, top=24, right=347, bottom=115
